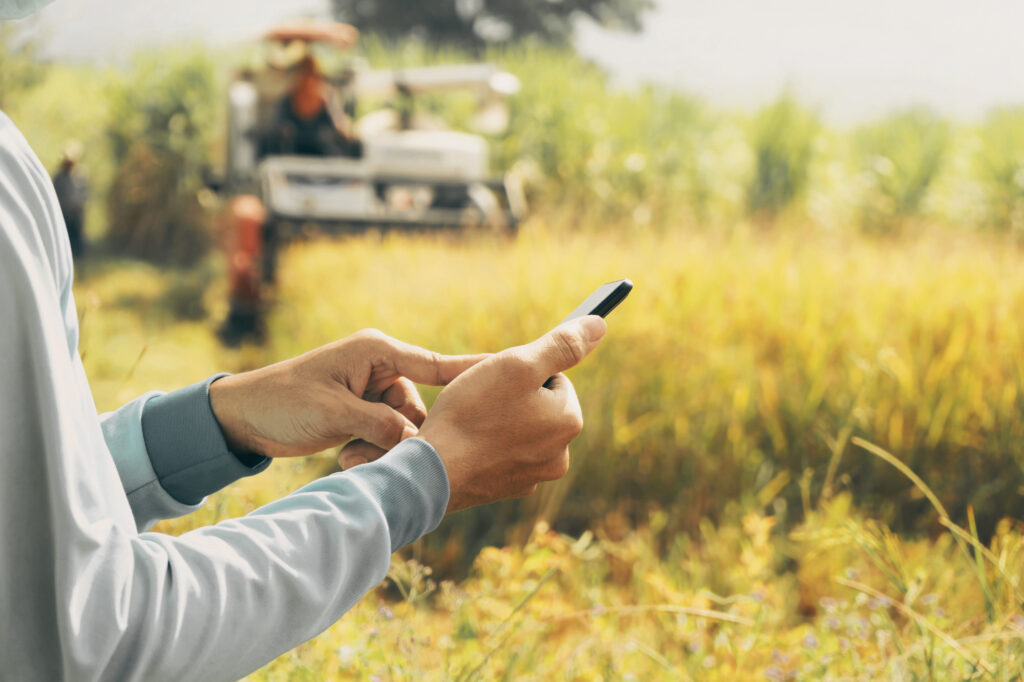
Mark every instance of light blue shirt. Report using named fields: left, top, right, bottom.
left=0, top=110, right=450, bottom=681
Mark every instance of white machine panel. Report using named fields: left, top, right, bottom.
left=260, top=156, right=376, bottom=220
left=363, top=131, right=487, bottom=182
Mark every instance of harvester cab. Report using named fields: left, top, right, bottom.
left=217, top=20, right=525, bottom=345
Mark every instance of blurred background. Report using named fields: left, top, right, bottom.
left=7, top=0, right=1024, bottom=678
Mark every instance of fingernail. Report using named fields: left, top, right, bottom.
left=401, top=424, right=419, bottom=441
left=579, top=315, right=607, bottom=342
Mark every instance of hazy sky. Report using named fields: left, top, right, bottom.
left=576, top=0, right=1024, bottom=124
left=20, top=0, right=1024, bottom=124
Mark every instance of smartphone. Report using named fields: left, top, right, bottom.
left=544, top=278, right=633, bottom=388
left=559, top=278, right=633, bottom=324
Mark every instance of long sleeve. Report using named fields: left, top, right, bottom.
left=100, top=374, right=271, bottom=531
left=0, top=110, right=451, bottom=681
left=99, top=393, right=206, bottom=529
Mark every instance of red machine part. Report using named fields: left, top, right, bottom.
left=222, top=195, right=267, bottom=304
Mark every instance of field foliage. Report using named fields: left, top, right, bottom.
left=9, top=34, right=1024, bottom=679
left=75, top=223, right=1024, bottom=678
left=8, top=38, right=1024, bottom=249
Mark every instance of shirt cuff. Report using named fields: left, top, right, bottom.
left=341, top=437, right=450, bottom=552
left=140, top=373, right=271, bottom=505
left=100, top=391, right=206, bottom=530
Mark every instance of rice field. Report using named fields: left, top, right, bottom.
left=10, top=27, right=1024, bottom=680
left=75, top=220, right=1024, bottom=679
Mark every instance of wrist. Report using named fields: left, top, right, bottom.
left=417, top=425, right=468, bottom=513
left=139, top=373, right=270, bottom=505
left=209, top=374, right=258, bottom=456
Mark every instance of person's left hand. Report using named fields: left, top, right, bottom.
left=209, top=329, right=488, bottom=461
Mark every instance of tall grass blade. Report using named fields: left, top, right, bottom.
left=837, top=577, right=993, bottom=677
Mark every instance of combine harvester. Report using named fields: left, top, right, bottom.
left=218, top=21, right=525, bottom=343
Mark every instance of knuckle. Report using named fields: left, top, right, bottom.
left=551, top=329, right=585, bottom=368
left=374, top=414, right=405, bottom=445
left=540, top=451, right=570, bottom=481
left=553, top=405, right=583, bottom=440
left=354, top=328, right=387, bottom=345
left=566, top=411, right=584, bottom=438
left=429, top=350, right=444, bottom=385
left=409, top=403, right=428, bottom=426
left=513, top=483, right=538, bottom=499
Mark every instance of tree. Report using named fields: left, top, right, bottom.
left=0, top=23, right=47, bottom=110
left=104, top=50, right=219, bottom=266
left=331, top=0, right=652, bottom=50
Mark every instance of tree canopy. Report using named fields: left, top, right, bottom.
left=0, top=24, right=47, bottom=109
left=330, top=0, right=653, bottom=50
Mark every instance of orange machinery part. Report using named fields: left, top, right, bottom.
left=222, top=195, right=267, bottom=304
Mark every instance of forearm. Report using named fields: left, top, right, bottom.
left=64, top=438, right=448, bottom=682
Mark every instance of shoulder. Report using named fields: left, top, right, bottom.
left=0, top=112, right=77, bottom=353
left=0, top=113, right=71, bottom=284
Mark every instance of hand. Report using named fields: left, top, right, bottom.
left=417, top=315, right=607, bottom=513
left=209, top=329, right=487, bottom=458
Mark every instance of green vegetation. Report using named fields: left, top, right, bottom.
left=0, top=23, right=46, bottom=109
left=11, top=40, right=1024, bottom=247
left=854, top=108, right=950, bottom=233
left=8, top=37, right=1024, bottom=679
left=330, top=0, right=652, bottom=50
left=977, top=107, right=1024, bottom=234
left=104, top=50, right=220, bottom=265
left=77, top=225, right=1024, bottom=679
left=746, top=94, right=818, bottom=221
left=241, top=501, right=1024, bottom=680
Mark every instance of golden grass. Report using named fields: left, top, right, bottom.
left=74, top=221, right=1024, bottom=678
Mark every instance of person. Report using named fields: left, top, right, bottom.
left=259, top=55, right=361, bottom=159
left=0, top=3, right=608, bottom=680
left=51, top=140, right=89, bottom=258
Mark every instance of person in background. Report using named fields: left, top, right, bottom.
left=244, top=52, right=360, bottom=311
left=260, top=55, right=361, bottom=159
left=51, top=140, right=89, bottom=258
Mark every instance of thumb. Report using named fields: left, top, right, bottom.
left=514, top=315, right=607, bottom=384
left=338, top=439, right=387, bottom=470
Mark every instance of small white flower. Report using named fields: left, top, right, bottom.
left=336, top=645, right=356, bottom=666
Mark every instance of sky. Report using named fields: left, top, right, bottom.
left=574, top=0, right=1024, bottom=124
left=17, top=0, right=1024, bottom=125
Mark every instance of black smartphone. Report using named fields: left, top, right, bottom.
left=544, top=279, right=633, bottom=388
left=560, top=278, right=634, bottom=324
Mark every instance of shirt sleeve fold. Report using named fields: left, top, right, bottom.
left=100, top=392, right=204, bottom=530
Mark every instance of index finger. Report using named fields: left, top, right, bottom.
left=373, top=333, right=491, bottom=386
left=393, top=346, right=492, bottom=386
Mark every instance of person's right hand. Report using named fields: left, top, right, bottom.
left=417, top=315, right=607, bottom=513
